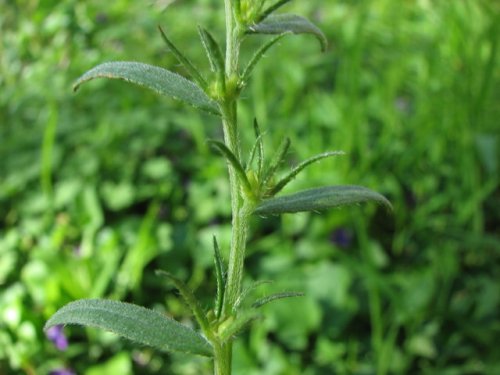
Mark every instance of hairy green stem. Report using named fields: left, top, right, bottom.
left=214, top=342, right=232, bottom=375
left=214, top=1, right=248, bottom=374
left=224, top=0, right=239, bottom=76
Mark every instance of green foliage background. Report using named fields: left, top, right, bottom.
left=1, top=0, right=499, bottom=374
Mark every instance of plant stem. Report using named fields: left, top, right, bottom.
left=212, top=1, right=250, bottom=374
left=214, top=342, right=232, bottom=375
left=224, top=0, right=240, bottom=77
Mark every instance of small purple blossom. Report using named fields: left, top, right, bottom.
left=50, top=369, right=76, bottom=375
left=46, top=325, right=69, bottom=351
left=330, top=228, right=353, bottom=248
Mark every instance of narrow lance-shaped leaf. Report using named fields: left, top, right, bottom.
left=249, top=14, right=327, bottom=51
left=241, top=33, right=288, bottom=83
left=254, top=185, right=393, bottom=215
left=156, top=271, right=211, bottom=336
left=45, top=299, right=212, bottom=357
left=254, top=119, right=265, bottom=177
left=158, top=26, right=207, bottom=89
left=252, top=291, right=304, bottom=308
left=198, top=27, right=225, bottom=80
left=262, top=137, right=291, bottom=186
left=208, top=140, right=253, bottom=197
left=268, top=151, right=345, bottom=196
left=233, top=280, right=274, bottom=311
left=258, top=0, right=294, bottom=22
left=73, top=62, right=220, bottom=115
left=213, top=236, right=225, bottom=319
left=246, top=119, right=265, bottom=175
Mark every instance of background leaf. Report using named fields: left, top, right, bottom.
left=254, top=185, right=392, bottom=215
left=249, top=14, right=327, bottom=51
left=73, top=62, right=219, bottom=114
left=45, top=299, right=213, bottom=357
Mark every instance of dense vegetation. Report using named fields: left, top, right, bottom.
left=1, top=0, right=498, bottom=374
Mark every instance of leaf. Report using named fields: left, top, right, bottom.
left=213, top=236, right=225, bottom=319
left=258, top=0, right=294, bottom=22
left=233, top=280, right=274, bottom=311
left=208, top=140, right=253, bottom=196
left=241, top=33, right=288, bottom=83
left=197, top=27, right=225, bottom=75
left=252, top=291, right=304, bottom=308
left=249, top=14, right=327, bottom=51
left=268, top=151, right=345, bottom=196
left=156, top=271, right=211, bottom=335
left=45, top=299, right=213, bottom=357
left=254, top=185, right=393, bottom=215
left=158, top=26, right=207, bottom=89
left=254, top=119, right=265, bottom=177
left=246, top=119, right=265, bottom=174
left=73, top=62, right=219, bottom=115
left=262, top=137, right=290, bottom=186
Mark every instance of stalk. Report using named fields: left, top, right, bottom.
left=214, top=1, right=249, bottom=374
left=214, top=342, right=232, bottom=375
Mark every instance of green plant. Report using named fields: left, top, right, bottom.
left=45, top=1, right=391, bottom=374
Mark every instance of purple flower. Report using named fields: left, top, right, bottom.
left=46, top=325, right=69, bottom=351
left=50, top=369, right=76, bottom=375
left=330, top=228, right=353, bottom=248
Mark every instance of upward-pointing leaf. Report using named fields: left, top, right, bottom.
left=248, top=14, right=327, bottom=51
left=155, top=271, right=211, bottom=336
left=252, top=291, right=304, bottom=308
left=254, top=185, right=392, bottom=215
left=45, top=299, right=213, bottom=357
left=73, top=62, right=220, bottom=115
left=258, top=0, right=294, bottom=22
left=268, top=151, right=345, bottom=196
left=241, top=33, right=288, bottom=83
left=158, top=26, right=207, bottom=89
left=262, top=137, right=291, bottom=186
left=213, top=236, right=225, bottom=319
left=208, top=140, right=253, bottom=197
left=197, top=27, right=225, bottom=75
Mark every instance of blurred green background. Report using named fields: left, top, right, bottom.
left=1, top=0, right=499, bottom=374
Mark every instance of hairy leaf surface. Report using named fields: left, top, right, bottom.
left=45, top=299, right=213, bottom=357
left=74, top=62, right=219, bottom=114
left=249, top=14, right=327, bottom=51
left=254, top=185, right=392, bottom=215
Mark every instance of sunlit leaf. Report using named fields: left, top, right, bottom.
left=254, top=185, right=392, bottom=215
left=73, top=62, right=219, bottom=114
left=249, top=14, right=327, bottom=51
left=45, top=299, right=213, bottom=357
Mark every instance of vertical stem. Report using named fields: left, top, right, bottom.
left=214, top=342, right=232, bottom=375
left=213, top=1, right=248, bottom=375
left=224, top=0, right=239, bottom=76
